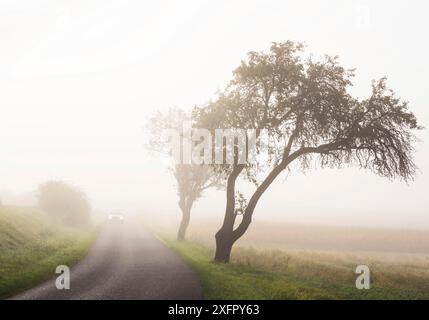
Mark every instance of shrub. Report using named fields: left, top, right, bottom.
left=37, top=180, right=91, bottom=227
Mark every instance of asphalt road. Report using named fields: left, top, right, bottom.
left=13, top=219, right=203, bottom=300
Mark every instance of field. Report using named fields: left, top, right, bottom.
left=155, top=219, right=429, bottom=300
left=0, top=207, right=96, bottom=299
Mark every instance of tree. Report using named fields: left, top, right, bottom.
left=37, top=180, right=91, bottom=227
left=146, top=108, right=223, bottom=241
left=195, top=41, right=422, bottom=263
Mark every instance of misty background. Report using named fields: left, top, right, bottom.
left=1, top=0, right=428, bottom=229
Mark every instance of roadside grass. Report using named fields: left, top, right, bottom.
left=161, top=235, right=429, bottom=300
left=0, top=207, right=97, bottom=299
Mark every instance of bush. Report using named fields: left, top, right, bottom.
left=37, top=180, right=91, bottom=227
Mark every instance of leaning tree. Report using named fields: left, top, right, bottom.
left=195, top=41, right=422, bottom=263
left=146, top=108, right=222, bottom=241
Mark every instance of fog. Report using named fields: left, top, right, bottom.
left=1, top=0, right=428, bottom=229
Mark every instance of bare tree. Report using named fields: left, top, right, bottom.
left=195, top=41, right=422, bottom=262
left=146, top=108, right=222, bottom=241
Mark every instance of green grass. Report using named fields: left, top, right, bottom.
left=162, top=235, right=429, bottom=300
left=0, top=207, right=97, bottom=299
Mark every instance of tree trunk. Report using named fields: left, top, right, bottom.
left=214, top=229, right=234, bottom=263
left=213, top=132, right=305, bottom=263
left=215, top=160, right=292, bottom=262
left=177, top=206, right=191, bottom=241
left=213, top=165, right=244, bottom=263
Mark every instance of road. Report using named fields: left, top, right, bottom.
left=12, top=219, right=203, bottom=300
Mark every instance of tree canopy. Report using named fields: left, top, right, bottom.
left=196, top=41, right=421, bottom=182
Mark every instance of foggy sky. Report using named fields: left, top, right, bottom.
left=1, top=0, right=428, bottom=229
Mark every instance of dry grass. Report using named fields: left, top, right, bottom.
left=150, top=217, right=429, bottom=299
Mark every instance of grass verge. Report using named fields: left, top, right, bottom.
left=161, top=235, right=429, bottom=300
left=0, top=207, right=97, bottom=299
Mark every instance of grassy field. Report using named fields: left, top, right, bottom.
left=0, top=207, right=97, bottom=299
left=156, top=219, right=429, bottom=300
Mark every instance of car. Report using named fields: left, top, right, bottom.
left=108, top=213, right=124, bottom=224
